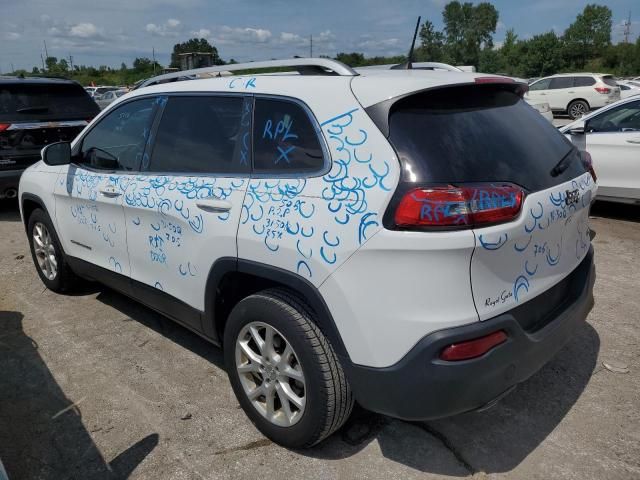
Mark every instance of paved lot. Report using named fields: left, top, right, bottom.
left=0, top=199, right=638, bottom=480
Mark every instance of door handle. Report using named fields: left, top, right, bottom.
left=626, top=139, right=640, bottom=144
left=99, top=187, right=121, bottom=198
left=196, top=197, right=232, bottom=213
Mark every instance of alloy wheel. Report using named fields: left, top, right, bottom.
left=570, top=103, right=587, bottom=119
left=32, top=222, right=57, bottom=281
left=235, top=322, right=306, bottom=427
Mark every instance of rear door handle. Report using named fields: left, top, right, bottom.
left=99, top=187, right=121, bottom=198
left=196, top=197, right=232, bottom=213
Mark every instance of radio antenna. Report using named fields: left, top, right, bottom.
left=391, top=16, right=421, bottom=70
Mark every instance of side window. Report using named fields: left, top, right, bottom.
left=574, top=77, right=595, bottom=87
left=79, top=97, right=157, bottom=171
left=149, top=95, right=251, bottom=174
left=253, top=98, right=325, bottom=174
left=529, top=78, right=551, bottom=91
left=549, top=77, right=573, bottom=89
left=586, top=101, right=640, bottom=133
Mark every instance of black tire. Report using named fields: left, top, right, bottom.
left=567, top=100, right=589, bottom=120
left=224, top=288, right=354, bottom=448
left=27, top=208, right=81, bottom=293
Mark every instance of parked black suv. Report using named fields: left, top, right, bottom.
left=0, top=77, right=99, bottom=199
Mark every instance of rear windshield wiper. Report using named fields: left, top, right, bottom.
left=550, top=150, right=576, bottom=177
left=16, top=106, right=49, bottom=113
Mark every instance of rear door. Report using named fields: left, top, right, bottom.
left=124, top=94, right=251, bottom=320
left=0, top=82, right=99, bottom=170
left=384, top=83, right=596, bottom=320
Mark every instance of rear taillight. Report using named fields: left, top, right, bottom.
left=595, top=86, right=611, bottom=94
left=440, top=330, right=508, bottom=361
left=0, top=123, right=10, bottom=132
left=393, top=183, right=524, bottom=230
left=580, top=150, right=597, bottom=181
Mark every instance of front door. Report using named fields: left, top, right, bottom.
left=54, top=96, right=160, bottom=276
left=123, top=94, right=251, bottom=322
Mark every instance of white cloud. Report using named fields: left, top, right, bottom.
left=191, top=28, right=211, bottom=38
left=146, top=18, right=183, bottom=37
left=212, top=26, right=273, bottom=45
left=357, top=37, right=400, bottom=51
left=69, top=23, right=102, bottom=39
left=4, top=32, right=21, bottom=40
left=279, top=32, right=306, bottom=46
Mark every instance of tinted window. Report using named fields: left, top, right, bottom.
left=574, top=77, right=595, bottom=87
left=602, top=76, right=618, bottom=87
left=529, top=78, right=551, bottom=91
left=0, top=82, right=99, bottom=122
left=149, top=96, right=251, bottom=174
left=385, top=85, right=585, bottom=192
left=549, top=77, right=574, bottom=89
left=586, top=100, right=640, bottom=133
left=79, top=97, right=157, bottom=171
left=253, top=98, right=324, bottom=174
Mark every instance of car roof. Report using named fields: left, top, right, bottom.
left=0, top=75, right=81, bottom=86
left=124, top=69, right=506, bottom=109
left=542, top=73, right=611, bottom=79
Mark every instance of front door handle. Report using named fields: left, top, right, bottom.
left=196, top=197, right=232, bottom=213
left=99, top=187, right=121, bottom=198
left=626, top=139, right=640, bottom=144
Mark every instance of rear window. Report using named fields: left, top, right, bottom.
left=602, top=76, right=617, bottom=87
left=385, top=85, right=586, bottom=192
left=0, top=82, right=99, bottom=121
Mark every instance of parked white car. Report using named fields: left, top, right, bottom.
left=19, top=59, right=597, bottom=448
left=525, top=100, right=554, bottom=122
left=561, top=96, right=640, bottom=204
left=617, top=81, right=640, bottom=99
left=526, top=73, right=620, bottom=119
left=95, top=89, right=127, bottom=109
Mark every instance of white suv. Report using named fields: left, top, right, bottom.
left=19, top=59, right=597, bottom=448
left=527, top=73, right=621, bottom=119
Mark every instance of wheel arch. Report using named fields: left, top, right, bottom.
left=204, top=257, right=350, bottom=360
left=20, top=193, right=47, bottom=232
left=567, top=98, right=590, bottom=112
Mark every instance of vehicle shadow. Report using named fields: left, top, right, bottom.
left=304, top=321, right=600, bottom=476
left=94, top=284, right=599, bottom=476
left=0, top=310, right=158, bottom=479
left=0, top=199, right=20, bottom=222
left=590, top=200, right=640, bottom=223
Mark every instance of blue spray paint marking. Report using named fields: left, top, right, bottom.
left=297, top=260, right=312, bottom=278
left=479, top=233, right=508, bottom=251
left=513, top=275, right=530, bottom=301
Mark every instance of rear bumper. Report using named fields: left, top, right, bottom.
left=345, top=246, right=595, bottom=421
left=0, top=169, right=24, bottom=198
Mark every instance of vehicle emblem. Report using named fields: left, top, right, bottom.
left=565, top=189, right=580, bottom=206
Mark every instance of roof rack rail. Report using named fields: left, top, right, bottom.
left=137, top=57, right=358, bottom=88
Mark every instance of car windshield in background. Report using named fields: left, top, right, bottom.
left=0, top=83, right=99, bottom=122
left=386, top=85, right=585, bottom=192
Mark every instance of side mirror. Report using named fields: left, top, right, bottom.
left=568, top=126, right=585, bottom=135
left=42, top=142, right=71, bottom=166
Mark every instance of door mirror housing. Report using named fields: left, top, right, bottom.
left=41, top=142, right=71, bottom=166
left=568, top=126, right=585, bottom=135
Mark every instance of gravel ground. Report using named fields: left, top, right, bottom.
left=0, top=199, right=638, bottom=480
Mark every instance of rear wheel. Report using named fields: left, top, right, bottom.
left=27, top=208, right=81, bottom=293
left=224, top=288, right=354, bottom=448
left=568, top=100, right=589, bottom=119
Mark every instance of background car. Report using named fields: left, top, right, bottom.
left=0, top=76, right=99, bottom=199
left=95, top=89, right=127, bottom=109
left=617, top=81, right=640, bottom=99
left=561, top=96, right=640, bottom=204
left=526, top=73, right=621, bottom=120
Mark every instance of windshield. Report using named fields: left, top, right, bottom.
left=384, top=84, right=586, bottom=192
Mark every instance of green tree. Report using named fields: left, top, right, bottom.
left=563, top=4, right=612, bottom=68
left=170, top=38, right=223, bottom=68
left=417, top=20, right=445, bottom=61
left=442, top=1, right=498, bottom=66
left=335, top=52, right=366, bottom=67
left=519, top=31, right=565, bottom=78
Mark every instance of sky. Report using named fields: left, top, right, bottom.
left=1, top=0, right=638, bottom=72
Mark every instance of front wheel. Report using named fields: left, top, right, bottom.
left=568, top=100, right=589, bottom=119
left=224, top=288, right=354, bottom=448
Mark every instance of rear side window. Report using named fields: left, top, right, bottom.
left=0, top=82, right=99, bottom=122
left=253, top=98, right=325, bottom=174
left=602, top=76, right=618, bottom=87
left=574, top=77, right=595, bottom=87
left=149, top=95, right=251, bottom=175
left=384, top=85, right=586, bottom=192
left=549, top=77, right=573, bottom=89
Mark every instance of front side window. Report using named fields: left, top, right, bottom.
left=253, top=98, right=324, bottom=174
left=586, top=100, right=640, bottom=133
left=79, top=97, right=158, bottom=171
left=549, top=77, right=573, bottom=89
left=149, top=95, right=251, bottom=175
left=529, top=78, right=551, bottom=91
